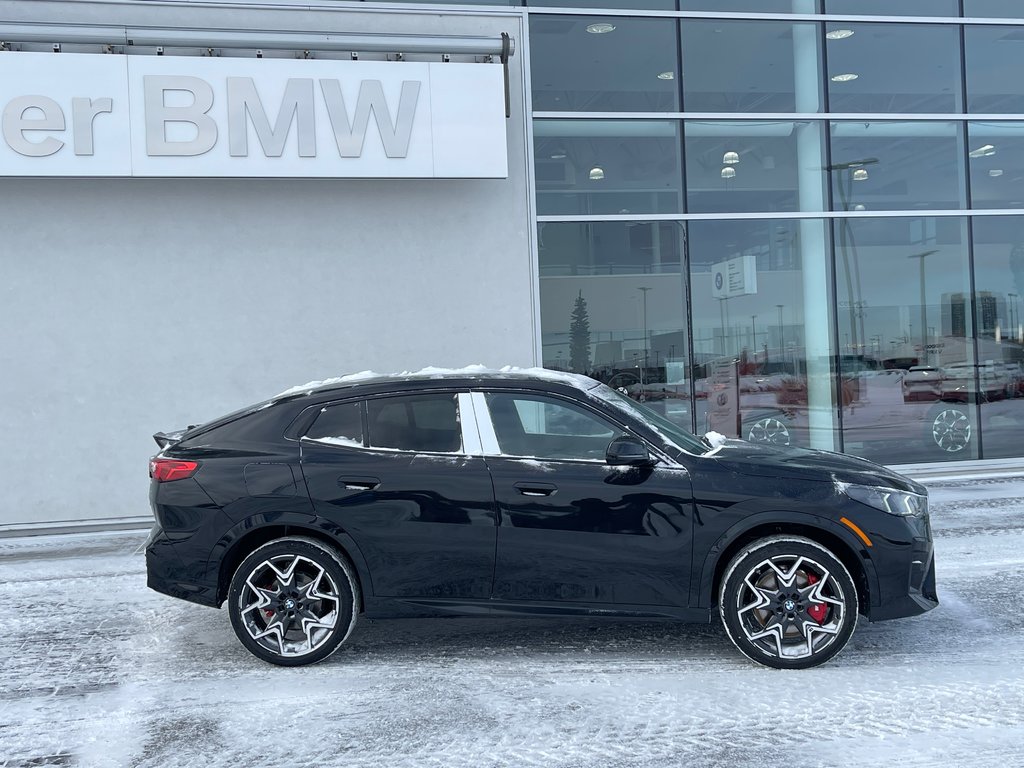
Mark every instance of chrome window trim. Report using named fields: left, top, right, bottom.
left=469, top=392, right=502, bottom=455
left=458, top=392, right=485, bottom=456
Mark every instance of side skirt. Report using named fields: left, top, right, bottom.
left=363, top=596, right=711, bottom=623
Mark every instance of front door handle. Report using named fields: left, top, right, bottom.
left=338, top=476, right=380, bottom=491
left=514, top=482, right=557, bottom=497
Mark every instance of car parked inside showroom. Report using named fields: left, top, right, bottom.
left=146, top=367, right=936, bottom=670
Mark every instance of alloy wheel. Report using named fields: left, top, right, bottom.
left=735, top=554, right=846, bottom=661
left=747, top=417, right=792, bottom=446
left=931, top=408, right=971, bottom=453
left=238, top=553, right=341, bottom=658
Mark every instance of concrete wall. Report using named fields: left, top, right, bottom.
left=0, top=1, right=535, bottom=527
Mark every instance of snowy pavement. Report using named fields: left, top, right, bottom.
left=2, top=478, right=1024, bottom=768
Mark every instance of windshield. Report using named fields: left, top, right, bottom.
left=593, top=385, right=710, bottom=456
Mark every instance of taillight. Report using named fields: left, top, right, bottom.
left=150, top=458, right=200, bottom=483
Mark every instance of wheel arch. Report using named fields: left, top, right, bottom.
left=702, top=515, right=876, bottom=615
left=211, top=516, right=371, bottom=610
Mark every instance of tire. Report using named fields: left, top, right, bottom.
left=719, top=536, right=858, bottom=670
left=928, top=403, right=972, bottom=454
left=228, top=536, right=360, bottom=666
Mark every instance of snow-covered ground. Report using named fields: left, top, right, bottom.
left=2, top=477, right=1023, bottom=768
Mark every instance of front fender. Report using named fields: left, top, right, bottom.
left=694, top=510, right=880, bottom=611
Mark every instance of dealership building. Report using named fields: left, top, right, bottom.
left=2, top=0, right=1024, bottom=532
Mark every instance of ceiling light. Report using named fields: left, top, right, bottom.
left=853, top=204, right=867, bottom=211
left=852, top=168, right=869, bottom=181
left=969, top=144, right=997, bottom=158
left=589, top=166, right=605, bottom=180
left=831, top=73, right=859, bottom=83
left=585, top=23, right=616, bottom=34
left=990, top=169, right=1004, bottom=177
left=550, top=150, right=567, bottom=160
left=723, top=151, right=740, bottom=165
left=826, top=29, right=855, bottom=40
left=657, top=71, right=675, bottom=80
left=721, top=167, right=736, bottom=179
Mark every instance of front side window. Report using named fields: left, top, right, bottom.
left=484, top=392, right=625, bottom=460
left=366, top=394, right=462, bottom=453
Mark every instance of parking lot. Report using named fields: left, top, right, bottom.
left=2, top=476, right=1023, bottom=768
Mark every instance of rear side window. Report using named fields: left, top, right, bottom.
left=306, top=402, right=364, bottom=447
left=367, top=394, right=461, bottom=453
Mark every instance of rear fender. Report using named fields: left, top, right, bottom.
left=205, top=511, right=374, bottom=604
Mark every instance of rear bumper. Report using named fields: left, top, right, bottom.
left=145, top=524, right=219, bottom=608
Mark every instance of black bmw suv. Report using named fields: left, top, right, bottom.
left=146, top=368, right=937, bottom=669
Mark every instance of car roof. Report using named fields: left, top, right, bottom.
left=275, top=366, right=602, bottom=401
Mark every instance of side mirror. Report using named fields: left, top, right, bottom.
left=606, top=435, right=655, bottom=467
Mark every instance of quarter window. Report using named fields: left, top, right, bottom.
left=305, top=401, right=363, bottom=447
left=484, top=393, right=625, bottom=461
left=367, top=394, right=462, bottom=453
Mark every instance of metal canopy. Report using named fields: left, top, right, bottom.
left=0, top=22, right=515, bottom=57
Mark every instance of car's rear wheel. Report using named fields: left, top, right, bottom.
left=719, top=536, right=858, bottom=669
left=228, top=536, right=359, bottom=666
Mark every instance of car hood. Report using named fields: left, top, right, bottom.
left=707, top=440, right=924, bottom=493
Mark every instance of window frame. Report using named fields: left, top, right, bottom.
left=473, top=388, right=659, bottom=464
left=297, top=390, right=479, bottom=456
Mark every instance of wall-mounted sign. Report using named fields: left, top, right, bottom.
left=0, top=52, right=508, bottom=178
left=711, top=254, right=758, bottom=299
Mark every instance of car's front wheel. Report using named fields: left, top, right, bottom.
left=719, top=536, right=858, bottom=669
left=228, top=536, right=359, bottom=666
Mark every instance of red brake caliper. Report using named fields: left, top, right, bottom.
left=805, top=572, right=827, bottom=624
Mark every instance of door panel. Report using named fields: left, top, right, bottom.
left=300, top=391, right=496, bottom=600
left=302, top=444, right=497, bottom=598
left=488, top=458, right=694, bottom=606
left=479, top=391, right=696, bottom=607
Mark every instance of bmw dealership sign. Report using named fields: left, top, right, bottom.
left=0, top=52, right=508, bottom=178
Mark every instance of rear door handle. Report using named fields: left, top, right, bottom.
left=338, top=476, right=380, bottom=491
left=514, top=482, right=557, bottom=497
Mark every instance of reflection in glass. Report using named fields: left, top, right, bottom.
left=678, top=0, right=811, bottom=10
left=828, top=122, right=965, bottom=211
left=971, top=217, right=1024, bottom=459
left=968, top=123, right=1024, bottom=209
left=825, top=0, right=958, bottom=14
left=963, top=0, right=1024, bottom=17
left=534, top=121, right=683, bottom=216
left=825, top=24, right=962, bottom=113
left=834, top=217, right=977, bottom=463
left=688, top=219, right=837, bottom=451
left=538, top=222, right=692, bottom=432
left=530, top=16, right=680, bottom=112
left=686, top=122, right=826, bottom=213
left=965, top=27, right=1024, bottom=113
left=530, top=0, right=673, bottom=7
left=681, top=20, right=821, bottom=113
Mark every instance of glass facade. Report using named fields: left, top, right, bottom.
left=531, top=6, right=1024, bottom=465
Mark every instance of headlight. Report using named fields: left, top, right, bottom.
left=844, top=484, right=927, bottom=517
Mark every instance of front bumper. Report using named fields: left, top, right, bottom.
left=866, top=518, right=939, bottom=621
left=145, top=524, right=219, bottom=608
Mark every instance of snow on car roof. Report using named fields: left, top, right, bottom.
left=275, top=365, right=600, bottom=399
